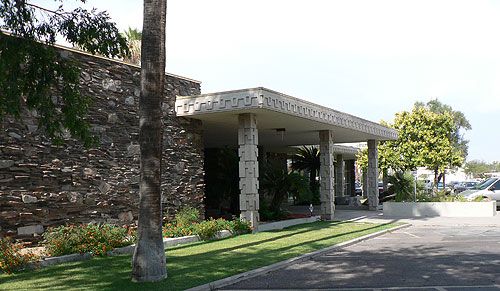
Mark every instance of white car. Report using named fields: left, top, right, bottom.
left=459, top=177, right=500, bottom=202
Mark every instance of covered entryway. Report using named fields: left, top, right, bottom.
left=176, top=87, right=398, bottom=229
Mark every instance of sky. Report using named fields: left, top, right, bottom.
left=36, top=0, right=500, bottom=163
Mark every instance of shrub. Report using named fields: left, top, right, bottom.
left=0, top=237, right=38, bottom=274
left=162, top=216, right=252, bottom=240
left=415, top=192, right=488, bottom=202
left=42, top=224, right=136, bottom=257
left=228, top=216, right=253, bottom=233
left=175, top=205, right=200, bottom=226
left=388, top=171, right=415, bottom=202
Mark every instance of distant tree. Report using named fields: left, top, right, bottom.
left=122, top=27, right=142, bottom=65
left=464, top=160, right=500, bottom=179
left=0, top=0, right=128, bottom=146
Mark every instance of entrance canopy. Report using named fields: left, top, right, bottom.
left=175, top=87, right=398, bottom=148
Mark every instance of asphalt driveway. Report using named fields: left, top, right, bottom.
left=222, top=215, right=500, bottom=290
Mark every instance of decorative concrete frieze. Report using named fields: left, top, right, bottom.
left=319, top=130, right=335, bottom=220
left=367, top=140, right=379, bottom=210
left=238, top=113, right=259, bottom=228
left=176, top=87, right=398, bottom=141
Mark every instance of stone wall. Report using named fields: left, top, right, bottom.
left=0, top=47, right=204, bottom=245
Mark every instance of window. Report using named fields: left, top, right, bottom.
left=491, top=180, right=500, bottom=191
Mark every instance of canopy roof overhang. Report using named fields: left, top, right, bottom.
left=175, top=87, right=398, bottom=149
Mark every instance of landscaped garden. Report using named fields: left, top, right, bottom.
left=0, top=221, right=400, bottom=290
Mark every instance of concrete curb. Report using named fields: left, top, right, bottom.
left=28, top=230, right=235, bottom=269
left=186, top=223, right=411, bottom=291
left=258, top=216, right=321, bottom=232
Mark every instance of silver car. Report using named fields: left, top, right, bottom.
left=459, top=177, right=500, bottom=202
left=453, top=181, right=479, bottom=194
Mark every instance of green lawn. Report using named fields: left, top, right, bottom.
left=0, top=221, right=401, bottom=291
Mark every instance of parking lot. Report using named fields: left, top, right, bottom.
left=222, top=211, right=500, bottom=290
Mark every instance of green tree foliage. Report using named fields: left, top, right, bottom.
left=464, top=160, right=500, bottom=178
left=0, top=0, right=128, bottom=146
left=260, top=161, right=311, bottom=213
left=415, top=99, right=471, bottom=160
left=357, top=106, right=464, bottom=192
left=122, top=27, right=142, bottom=65
left=386, top=171, right=415, bottom=202
left=291, top=146, right=320, bottom=189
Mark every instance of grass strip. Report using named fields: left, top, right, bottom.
left=0, top=221, right=401, bottom=291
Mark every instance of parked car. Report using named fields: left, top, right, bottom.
left=355, top=183, right=362, bottom=196
left=425, top=182, right=445, bottom=192
left=459, top=177, right=500, bottom=202
left=446, top=181, right=459, bottom=193
left=378, top=182, right=384, bottom=194
left=453, top=181, right=479, bottom=194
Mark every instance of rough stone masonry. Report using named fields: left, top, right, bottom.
left=0, top=47, right=205, bottom=245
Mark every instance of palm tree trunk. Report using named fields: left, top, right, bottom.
left=131, top=0, right=167, bottom=282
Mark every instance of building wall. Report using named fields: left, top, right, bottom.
left=0, top=47, right=204, bottom=244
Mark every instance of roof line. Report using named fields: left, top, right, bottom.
left=179, top=86, right=394, bottom=133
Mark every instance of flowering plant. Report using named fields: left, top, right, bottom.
left=0, top=237, right=38, bottom=274
left=163, top=216, right=252, bottom=240
left=42, top=224, right=136, bottom=257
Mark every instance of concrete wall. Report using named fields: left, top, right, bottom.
left=383, top=201, right=497, bottom=217
left=0, top=47, right=205, bottom=245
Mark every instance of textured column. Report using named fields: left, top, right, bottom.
left=238, top=113, right=259, bottom=229
left=367, top=139, right=379, bottom=210
left=335, top=154, right=344, bottom=198
left=346, top=160, right=356, bottom=197
left=319, top=130, right=335, bottom=220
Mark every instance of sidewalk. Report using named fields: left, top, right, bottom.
left=284, top=203, right=500, bottom=226
left=333, top=209, right=500, bottom=226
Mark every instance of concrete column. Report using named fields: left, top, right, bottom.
left=319, top=130, right=335, bottom=220
left=335, top=154, right=344, bottom=198
left=367, top=139, right=379, bottom=210
left=238, top=113, right=259, bottom=229
left=346, top=160, right=356, bottom=197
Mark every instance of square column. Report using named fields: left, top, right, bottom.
left=335, top=154, right=344, bottom=198
left=238, top=113, right=259, bottom=229
left=319, top=130, right=335, bottom=220
left=367, top=139, right=379, bottom=210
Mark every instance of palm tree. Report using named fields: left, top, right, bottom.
left=122, top=27, right=142, bottom=65
left=291, top=146, right=320, bottom=189
left=131, top=0, right=167, bottom=282
left=260, top=161, right=311, bottom=212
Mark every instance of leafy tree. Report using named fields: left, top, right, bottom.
left=122, top=27, right=142, bottom=65
left=0, top=0, right=128, bottom=146
left=357, top=106, right=464, bottom=193
left=415, top=99, right=471, bottom=160
left=291, top=146, right=320, bottom=190
left=393, top=107, right=463, bottom=191
left=131, top=0, right=168, bottom=283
